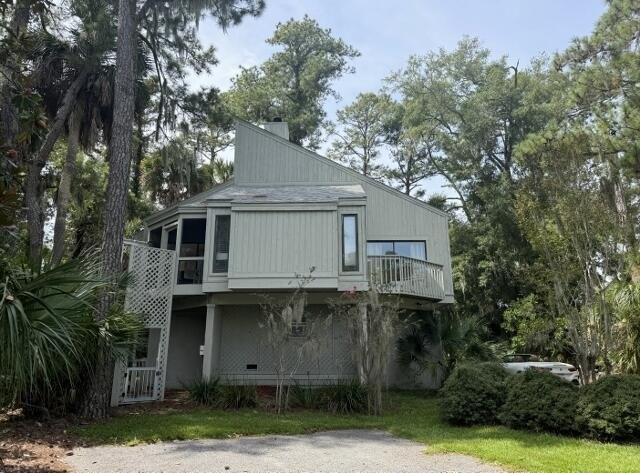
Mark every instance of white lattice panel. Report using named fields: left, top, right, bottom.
left=122, top=243, right=176, bottom=402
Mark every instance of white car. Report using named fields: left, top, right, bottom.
left=502, top=354, right=580, bottom=385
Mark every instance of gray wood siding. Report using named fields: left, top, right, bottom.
left=234, top=121, right=356, bottom=185
left=232, top=121, right=453, bottom=299
left=229, top=210, right=338, bottom=279
left=362, top=182, right=454, bottom=298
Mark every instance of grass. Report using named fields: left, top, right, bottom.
left=73, top=392, right=640, bottom=473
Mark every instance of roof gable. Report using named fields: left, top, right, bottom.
left=234, top=120, right=447, bottom=218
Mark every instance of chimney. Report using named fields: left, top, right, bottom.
left=263, top=117, right=289, bottom=141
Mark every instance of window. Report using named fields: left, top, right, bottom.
left=180, top=219, right=206, bottom=257
left=149, top=228, right=161, bottom=248
left=213, top=215, right=231, bottom=273
left=177, top=260, right=204, bottom=284
left=166, top=228, right=177, bottom=251
left=367, top=241, right=426, bottom=260
left=342, top=214, right=359, bottom=272
left=177, top=218, right=205, bottom=284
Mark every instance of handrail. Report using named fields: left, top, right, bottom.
left=367, top=255, right=445, bottom=300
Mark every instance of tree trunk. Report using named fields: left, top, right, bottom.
left=78, top=0, right=137, bottom=420
left=25, top=68, right=88, bottom=270
left=51, top=118, right=80, bottom=266
left=131, top=113, right=144, bottom=197
left=24, top=159, right=45, bottom=271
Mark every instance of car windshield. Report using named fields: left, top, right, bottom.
left=504, top=354, right=542, bottom=363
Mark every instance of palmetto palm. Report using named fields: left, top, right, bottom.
left=609, top=281, right=640, bottom=374
left=396, top=312, right=497, bottom=377
left=0, top=256, right=141, bottom=412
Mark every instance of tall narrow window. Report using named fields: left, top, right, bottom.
left=342, top=214, right=359, bottom=272
left=213, top=215, right=231, bottom=273
left=166, top=228, right=177, bottom=251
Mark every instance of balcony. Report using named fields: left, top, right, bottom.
left=367, top=255, right=445, bottom=300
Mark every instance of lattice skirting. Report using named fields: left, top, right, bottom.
left=112, top=243, right=176, bottom=406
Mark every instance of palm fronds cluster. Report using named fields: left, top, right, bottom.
left=0, top=256, right=142, bottom=415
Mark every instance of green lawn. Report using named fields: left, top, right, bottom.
left=74, top=392, right=640, bottom=473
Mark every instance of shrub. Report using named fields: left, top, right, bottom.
left=187, top=378, right=222, bottom=406
left=440, top=362, right=509, bottom=425
left=499, top=369, right=578, bottom=434
left=290, top=384, right=325, bottom=409
left=219, top=383, right=258, bottom=409
left=322, top=380, right=368, bottom=414
left=576, top=375, right=640, bottom=441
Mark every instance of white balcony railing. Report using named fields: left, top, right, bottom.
left=367, top=255, right=445, bottom=300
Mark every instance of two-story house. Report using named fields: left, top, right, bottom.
left=111, top=119, right=454, bottom=405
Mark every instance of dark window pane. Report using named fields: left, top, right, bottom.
left=149, top=228, right=162, bottom=248
left=367, top=241, right=394, bottom=256
left=213, top=215, right=231, bottom=273
left=166, top=229, right=177, bottom=251
left=342, top=214, right=358, bottom=271
left=180, top=219, right=206, bottom=257
left=177, top=259, right=204, bottom=284
left=367, top=241, right=427, bottom=260
left=394, top=241, right=426, bottom=259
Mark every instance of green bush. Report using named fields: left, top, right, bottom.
left=290, top=384, right=325, bottom=409
left=187, top=378, right=222, bottom=406
left=188, top=379, right=257, bottom=409
left=219, top=383, right=258, bottom=409
left=322, top=380, right=368, bottom=414
left=440, top=362, right=509, bottom=425
left=576, top=375, right=640, bottom=441
left=499, top=370, right=578, bottom=434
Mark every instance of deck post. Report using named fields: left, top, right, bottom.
left=202, top=302, right=222, bottom=380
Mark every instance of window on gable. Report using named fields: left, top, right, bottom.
left=213, top=215, right=231, bottom=273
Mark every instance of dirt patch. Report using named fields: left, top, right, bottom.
left=0, top=416, right=78, bottom=473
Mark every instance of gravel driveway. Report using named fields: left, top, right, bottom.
left=68, top=429, right=505, bottom=473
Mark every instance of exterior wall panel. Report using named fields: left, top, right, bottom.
left=362, top=182, right=454, bottom=299
left=165, top=308, right=206, bottom=389
left=218, top=305, right=356, bottom=382
left=229, top=210, right=338, bottom=283
left=234, top=121, right=356, bottom=185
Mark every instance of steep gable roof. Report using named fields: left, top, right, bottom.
left=233, top=119, right=447, bottom=218
left=146, top=119, right=447, bottom=226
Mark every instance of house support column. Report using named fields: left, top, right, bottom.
left=202, top=303, right=222, bottom=380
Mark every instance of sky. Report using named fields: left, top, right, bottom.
left=192, top=0, right=608, bottom=197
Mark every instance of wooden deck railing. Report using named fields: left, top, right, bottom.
left=367, top=255, right=445, bottom=300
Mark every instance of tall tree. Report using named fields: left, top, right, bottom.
left=227, top=15, right=359, bottom=148
left=77, top=0, right=137, bottom=420
left=327, top=92, right=394, bottom=179
left=141, top=88, right=235, bottom=207
left=79, top=0, right=265, bottom=420
left=389, top=38, right=558, bottom=332
left=383, top=105, right=436, bottom=197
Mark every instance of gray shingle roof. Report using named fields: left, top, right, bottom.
left=206, top=184, right=366, bottom=203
